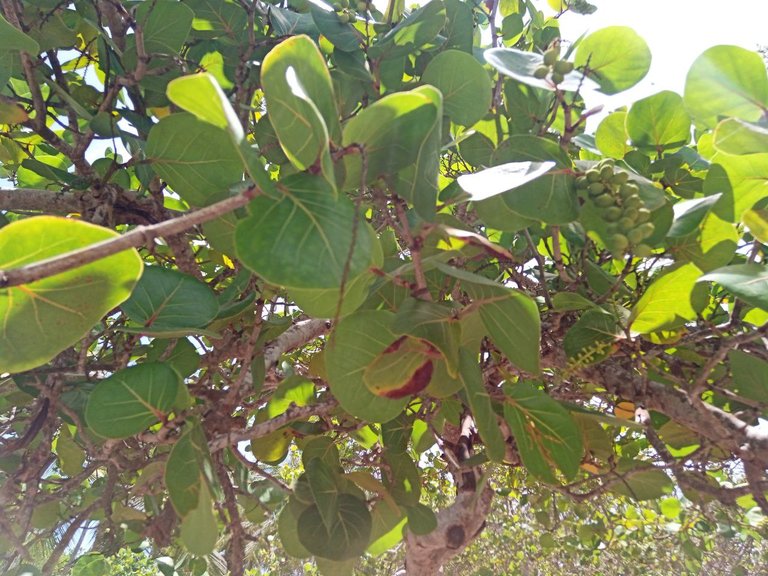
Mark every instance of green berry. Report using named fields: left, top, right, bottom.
left=618, top=216, right=635, bottom=229
left=543, top=49, right=558, bottom=67
left=340, top=0, right=350, bottom=7
left=594, top=194, right=615, bottom=207
left=357, top=0, right=368, bottom=10
left=551, top=71, right=564, bottom=84
left=637, top=222, right=655, bottom=239
left=610, top=234, right=629, bottom=253
left=611, top=171, right=629, bottom=185
left=619, top=183, right=639, bottom=199
left=604, top=207, right=622, bottom=222
left=588, top=182, right=606, bottom=196
left=627, top=228, right=645, bottom=244
left=623, top=207, right=638, bottom=220
left=586, top=169, right=601, bottom=183
left=634, top=244, right=653, bottom=258
left=624, top=195, right=642, bottom=209
left=600, top=165, right=614, bottom=180
left=575, top=176, right=588, bottom=189
left=636, top=208, right=651, bottom=222
left=553, top=60, right=574, bottom=75
left=337, top=10, right=351, bottom=22
left=533, top=65, right=550, bottom=79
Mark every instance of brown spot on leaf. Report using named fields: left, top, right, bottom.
left=380, top=360, right=434, bottom=399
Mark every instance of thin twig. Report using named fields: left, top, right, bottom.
left=0, top=187, right=258, bottom=288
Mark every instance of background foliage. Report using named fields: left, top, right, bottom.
left=1, top=0, right=768, bottom=574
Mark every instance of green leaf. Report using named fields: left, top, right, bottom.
left=404, top=503, right=437, bottom=535
left=235, top=173, right=373, bottom=289
left=325, top=310, right=410, bottom=423
left=728, top=350, right=768, bottom=403
left=364, top=335, right=438, bottom=398
left=484, top=48, right=599, bottom=92
left=630, top=263, right=707, bottom=333
left=180, top=482, right=218, bottom=556
left=165, top=420, right=214, bottom=517
left=743, top=208, right=768, bottom=244
left=595, top=111, right=630, bottom=158
left=626, top=91, right=691, bottom=152
left=667, top=208, right=738, bottom=272
left=310, top=6, right=362, bottom=52
left=85, top=363, right=180, bottom=439
left=422, top=50, right=491, bottom=127
left=395, top=84, right=443, bottom=221
left=306, top=458, right=341, bottom=529
left=457, top=161, right=556, bottom=202
left=489, top=135, right=577, bottom=224
left=297, top=494, right=372, bottom=561
left=574, top=26, right=651, bottom=94
left=611, top=467, right=673, bottom=500
left=376, top=0, right=447, bottom=56
left=290, top=270, right=374, bottom=318
left=563, top=308, right=621, bottom=365
left=367, top=502, right=406, bottom=556
left=459, top=349, right=506, bottom=462
left=146, top=113, right=243, bottom=206
left=72, top=553, right=107, bottom=576
left=713, top=118, right=768, bottom=155
left=0, top=13, right=40, bottom=53
left=393, top=298, right=462, bottom=375
left=684, top=45, right=768, bottom=130
left=167, top=73, right=244, bottom=142
left=342, top=89, right=439, bottom=189
left=714, top=152, right=768, bottom=221
left=55, top=425, right=85, bottom=477
left=699, top=263, right=768, bottom=311
left=278, top=503, right=313, bottom=559
left=503, top=381, right=583, bottom=482
left=261, top=35, right=339, bottom=174
left=465, top=282, right=541, bottom=374
left=0, top=216, right=142, bottom=373
left=122, top=266, right=219, bottom=331
left=134, top=0, right=193, bottom=55
left=667, top=194, right=723, bottom=238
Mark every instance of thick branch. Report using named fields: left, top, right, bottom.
left=404, top=487, right=494, bottom=576
left=580, top=361, right=768, bottom=467
left=0, top=187, right=257, bottom=288
left=262, top=318, right=330, bottom=368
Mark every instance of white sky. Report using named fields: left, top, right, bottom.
left=549, top=0, right=767, bottom=114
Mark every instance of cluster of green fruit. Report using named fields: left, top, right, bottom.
left=576, top=159, right=655, bottom=257
left=332, top=0, right=366, bottom=21
left=533, top=47, right=575, bottom=85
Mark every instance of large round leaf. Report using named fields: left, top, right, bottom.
left=0, top=216, right=142, bottom=373
left=342, top=89, right=439, bottom=188
left=145, top=112, right=243, bottom=206
left=626, top=91, right=691, bottom=152
left=85, top=363, right=180, bottom=439
left=235, top=173, right=374, bottom=289
left=165, top=420, right=213, bottom=517
left=574, top=26, right=651, bottom=94
left=121, top=266, right=219, bottom=331
left=297, top=494, right=372, bottom=561
left=684, top=45, right=768, bottom=130
left=421, top=50, right=491, bottom=126
left=325, top=310, right=409, bottom=423
left=261, top=35, right=339, bottom=172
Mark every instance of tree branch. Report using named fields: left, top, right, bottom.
left=0, top=187, right=258, bottom=288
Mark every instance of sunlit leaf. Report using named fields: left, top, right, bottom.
left=0, top=217, right=142, bottom=374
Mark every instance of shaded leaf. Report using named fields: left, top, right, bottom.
left=122, top=266, right=219, bottom=331
left=235, top=173, right=374, bottom=289
left=297, top=494, right=372, bottom=561
left=422, top=49, right=491, bottom=126
left=503, top=381, right=583, bottom=482
left=85, top=363, right=180, bottom=439
left=699, top=263, right=768, bottom=311
left=459, top=349, right=506, bottom=462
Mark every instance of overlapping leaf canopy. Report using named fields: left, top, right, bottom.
left=1, top=0, right=768, bottom=575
